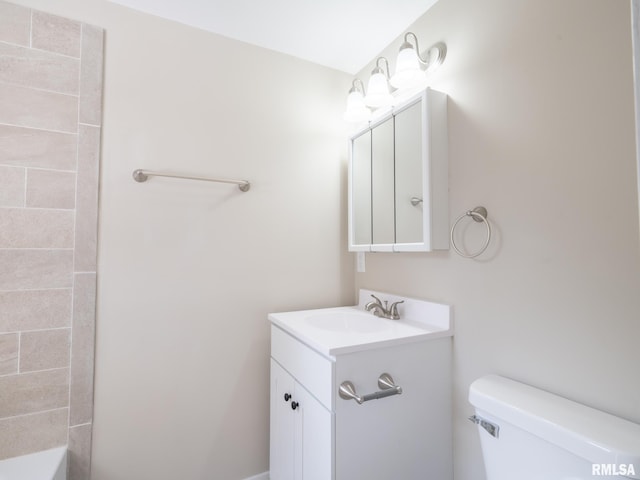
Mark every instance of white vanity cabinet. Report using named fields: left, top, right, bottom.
left=269, top=290, right=453, bottom=480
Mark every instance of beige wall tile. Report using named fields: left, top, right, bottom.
left=0, top=408, right=68, bottom=460
left=69, top=423, right=92, bottom=480
left=26, top=169, right=76, bottom=209
left=0, top=289, right=72, bottom=333
left=79, top=24, right=104, bottom=126
left=0, top=165, right=25, bottom=207
left=70, top=273, right=96, bottom=426
left=0, top=2, right=30, bottom=47
left=0, top=368, right=69, bottom=418
left=74, top=125, right=100, bottom=272
left=0, top=125, right=77, bottom=170
left=0, top=5, right=102, bottom=467
left=0, top=42, right=80, bottom=95
left=0, top=83, right=78, bottom=133
left=0, top=208, right=74, bottom=248
left=0, top=249, right=73, bottom=290
left=0, top=333, right=18, bottom=375
left=20, top=329, right=70, bottom=373
left=31, top=10, right=81, bottom=58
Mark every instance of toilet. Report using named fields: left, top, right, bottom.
left=469, top=375, right=640, bottom=479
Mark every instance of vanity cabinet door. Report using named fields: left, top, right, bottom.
left=270, top=360, right=296, bottom=480
left=270, top=360, right=334, bottom=480
left=294, top=383, right=333, bottom=480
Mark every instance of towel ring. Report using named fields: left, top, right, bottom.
left=450, top=206, right=491, bottom=258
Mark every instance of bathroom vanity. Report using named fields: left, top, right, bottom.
left=269, top=290, right=452, bottom=480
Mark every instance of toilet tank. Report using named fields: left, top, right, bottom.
left=469, top=375, right=640, bottom=480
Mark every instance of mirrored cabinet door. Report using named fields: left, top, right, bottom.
left=371, top=115, right=395, bottom=249
left=394, top=100, right=424, bottom=245
left=350, top=130, right=372, bottom=248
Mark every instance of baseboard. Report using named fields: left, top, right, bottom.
left=243, top=472, right=269, bottom=480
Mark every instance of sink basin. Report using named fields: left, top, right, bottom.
left=268, top=290, right=452, bottom=355
left=305, top=311, right=392, bottom=334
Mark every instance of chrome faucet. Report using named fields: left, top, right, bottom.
left=364, top=294, right=404, bottom=320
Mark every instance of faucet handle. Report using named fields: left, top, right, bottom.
left=389, top=300, right=404, bottom=319
left=370, top=294, right=383, bottom=305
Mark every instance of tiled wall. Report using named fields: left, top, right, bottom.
left=0, top=1, right=103, bottom=478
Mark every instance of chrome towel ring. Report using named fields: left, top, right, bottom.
left=450, top=206, right=491, bottom=258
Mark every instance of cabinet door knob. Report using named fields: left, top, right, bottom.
left=284, top=393, right=291, bottom=402
left=291, top=401, right=299, bottom=410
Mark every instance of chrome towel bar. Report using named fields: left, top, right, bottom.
left=132, top=169, right=250, bottom=192
left=339, top=373, right=403, bottom=405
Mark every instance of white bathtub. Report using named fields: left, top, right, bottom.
left=0, top=447, right=67, bottom=480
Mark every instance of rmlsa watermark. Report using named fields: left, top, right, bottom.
left=592, top=463, right=636, bottom=476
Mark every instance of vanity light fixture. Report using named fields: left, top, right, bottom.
left=343, top=78, right=371, bottom=122
left=390, top=32, right=447, bottom=89
left=343, top=33, right=447, bottom=124
left=364, top=57, right=394, bottom=108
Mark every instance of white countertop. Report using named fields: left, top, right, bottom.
left=268, top=289, right=452, bottom=357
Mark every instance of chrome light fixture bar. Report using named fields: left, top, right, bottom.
left=344, top=31, right=447, bottom=124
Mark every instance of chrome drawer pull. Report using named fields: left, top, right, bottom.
left=339, top=373, right=403, bottom=405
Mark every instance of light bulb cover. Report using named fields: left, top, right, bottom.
left=364, top=70, right=393, bottom=108
left=396, top=44, right=421, bottom=71
left=343, top=89, right=371, bottom=122
left=390, top=46, right=426, bottom=89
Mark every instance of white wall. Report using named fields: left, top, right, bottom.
left=354, top=0, right=640, bottom=478
left=8, top=0, right=640, bottom=479
left=8, top=0, right=353, bottom=478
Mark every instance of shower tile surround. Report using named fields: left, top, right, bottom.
left=0, top=1, right=103, bottom=479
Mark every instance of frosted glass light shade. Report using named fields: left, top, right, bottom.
left=343, top=90, right=371, bottom=122
left=390, top=47, right=426, bottom=89
left=364, top=72, right=393, bottom=108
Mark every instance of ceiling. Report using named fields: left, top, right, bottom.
left=106, top=0, right=440, bottom=74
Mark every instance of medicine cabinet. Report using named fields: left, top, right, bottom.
left=348, top=88, right=448, bottom=252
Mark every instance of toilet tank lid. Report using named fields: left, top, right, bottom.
left=469, top=375, right=640, bottom=478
